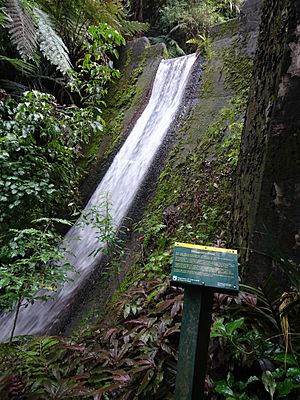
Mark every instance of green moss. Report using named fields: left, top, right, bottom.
left=223, top=46, right=254, bottom=94
left=200, top=64, right=214, bottom=97
left=211, top=18, right=239, bottom=39
left=200, top=36, right=253, bottom=103
left=138, top=90, right=246, bottom=254
left=110, top=56, right=146, bottom=110
left=123, top=48, right=133, bottom=70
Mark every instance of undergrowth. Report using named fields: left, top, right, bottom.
left=1, top=270, right=300, bottom=399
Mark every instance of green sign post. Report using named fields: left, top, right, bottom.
left=171, top=242, right=239, bottom=400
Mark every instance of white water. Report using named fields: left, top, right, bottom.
left=0, top=53, right=197, bottom=340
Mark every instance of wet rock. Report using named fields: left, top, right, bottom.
left=234, top=0, right=300, bottom=285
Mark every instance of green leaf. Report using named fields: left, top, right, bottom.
left=225, top=318, right=244, bottom=335
left=287, top=367, right=300, bottom=378
left=227, top=371, right=234, bottom=388
left=245, top=376, right=259, bottom=386
left=262, top=371, right=276, bottom=400
left=277, top=379, right=296, bottom=396
left=124, top=304, right=130, bottom=319
left=269, top=353, right=298, bottom=366
left=210, top=320, right=227, bottom=337
left=215, top=380, right=234, bottom=396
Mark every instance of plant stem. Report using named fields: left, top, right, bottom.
left=10, top=295, right=22, bottom=345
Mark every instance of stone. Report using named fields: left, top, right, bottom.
left=234, top=0, right=300, bottom=286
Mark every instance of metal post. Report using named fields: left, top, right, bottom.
left=175, top=286, right=214, bottom=400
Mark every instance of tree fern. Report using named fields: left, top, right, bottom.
left=4, top=0, right=37, bottom=60
left=34, top=8, right=72, bottom=75
left=33, top=0, right=124, bottom=55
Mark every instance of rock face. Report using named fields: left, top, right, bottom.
left=240, top=0, right=261, bottom=33
left=234, top=0, right=300, bottom=285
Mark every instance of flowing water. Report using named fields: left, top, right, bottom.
left=0, top=53, right=197, bottom=341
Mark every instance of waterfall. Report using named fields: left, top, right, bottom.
left=0, top=53, right=197, bottom=341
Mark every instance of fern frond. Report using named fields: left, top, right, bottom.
left=97, top=0, right=124, bottom=28
left=121, top=20, right=149, bottom=35
left=4, top=0, right=38, bottom=60
left=34, top=7, right=72, bottom=75
left=0, top=7, right=11, bottom=27
left=0, top=79, right=29, bottom=94
left=0, top=55, right=36, bottom=74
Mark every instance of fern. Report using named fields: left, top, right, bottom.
left=33, top=0, right=125, bottom=52
left=0, top=55, right=36, bottom=74
left=34, top=7, right=72, bottom=75
left=121, top=19, right=149, bottom=35
left=150, top=35, right=185, bottom=57
left=0, top=7, right=11, bottom=27
left=4, top=0, right=37, bottom=60
left=0, top=79, right=29, bottom=94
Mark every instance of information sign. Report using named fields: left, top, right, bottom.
left=171, top=242, right=238, bottom=293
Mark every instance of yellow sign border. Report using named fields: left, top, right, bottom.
left=174, top=242, right=237, bottom=255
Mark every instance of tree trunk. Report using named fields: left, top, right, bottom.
left=134, top=0, right=144, bottom=22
